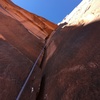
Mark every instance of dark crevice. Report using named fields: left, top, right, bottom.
left=39, top=48, right=46, bottom=69
left=36, top=34, right=51, bottom=99
left=36, top=75, right=46, bottom=100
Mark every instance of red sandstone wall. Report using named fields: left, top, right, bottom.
left=0, top=0, right=57, bottom=40
left=0, top=0, right=57, bottom=99
left=38, top=20, right=100, bottom=100
left=0, top=0, right=100, bottom=100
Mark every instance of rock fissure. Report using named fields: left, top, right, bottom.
left=0, top=0, right=100, bottom=100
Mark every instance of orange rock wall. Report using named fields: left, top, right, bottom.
left=0, top=0, right=100, bottom=100
left=0, top=0, right=57, bottom=40
left=0, top=0, right=57, bottom=99
left=38, top=20, right=100, bottom=100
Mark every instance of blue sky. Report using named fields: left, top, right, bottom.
left=12, top=0, right=82, bottom=24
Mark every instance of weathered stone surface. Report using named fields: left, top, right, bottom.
left=39, top=20, right=100, bottom=100
left=0, top=12, right=43, bottom=99
left=0, top=0, right=57, bottom=40
left=59, top=0, right=100, bottom=26
left=37, top=0, right=100, bottom=99
left=0, top=0, right=100, bottom=100
left=0, top=0, right=57, bottom=100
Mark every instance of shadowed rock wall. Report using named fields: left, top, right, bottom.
left=0, top=0, right=57, bottom=99
left=0, top=12, right=44, bottom=100
left=38, top=20, right=100, bottom=100
left=37, top=0, right=100, bottom=99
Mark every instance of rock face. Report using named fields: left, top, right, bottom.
left=37, top=0, right=100, bottom=100
left=0, top=0, right=100, bottom=100
left=0, top=0, right=57, bottom=40
left=38, top=21, right=100, bottom=100
left=0, top=0, right=57, bottom=100
left=59, top=0, right=100, bottom=26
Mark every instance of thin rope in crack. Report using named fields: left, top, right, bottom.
left=16, top=44, right=46, bottom=100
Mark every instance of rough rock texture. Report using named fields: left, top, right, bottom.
left=0, top=0, right=100, bottom=100
left=38, top=21, right=100, bottom=100
left=0, top=0, right=57, bottom=40
left=37, top=0, right=100, bottom=100
left=0, top=0, right=57, bottom=100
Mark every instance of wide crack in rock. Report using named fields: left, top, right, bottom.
left=0, top=0, right=100, bottom=100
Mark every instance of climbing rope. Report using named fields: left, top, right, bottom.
left=16, top=45, right=46, bottom=100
